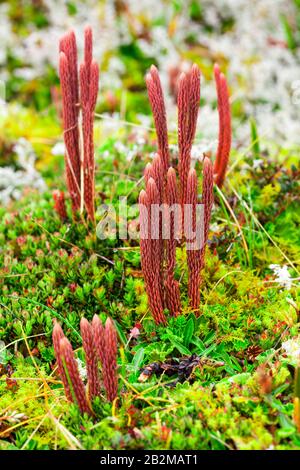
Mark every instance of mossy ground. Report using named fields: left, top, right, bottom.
left=0, top=103, right=299, bottom=450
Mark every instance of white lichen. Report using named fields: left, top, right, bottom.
left=0, top=138, right=46, bottom=205
left=282, top=337, right=300, bottom=365
left=269, top=264, right=293, bottom=290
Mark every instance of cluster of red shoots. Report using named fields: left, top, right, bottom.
left=57, top=26, right=99, bottom=222
left=52, top=316, right=118, bottom=415
left=140, top=63, right=231, bottom=324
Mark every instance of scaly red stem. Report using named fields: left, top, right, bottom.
left=213, top=64, right=231, bottom=188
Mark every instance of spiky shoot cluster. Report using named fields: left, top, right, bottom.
left=52, top=316, right=118, bottom=414
left=59, top=26, right=99, bottom=221
left=140, top=63, right=230, bottom=323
